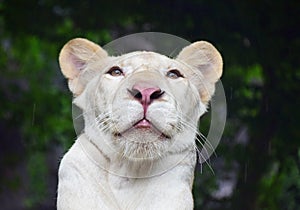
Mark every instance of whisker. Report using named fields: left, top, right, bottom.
left=174, top=109, right=216, bottom=173
left=177, top=111, right=215, bottom=153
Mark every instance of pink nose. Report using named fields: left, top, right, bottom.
left=129, top=84, right=164, bottom=114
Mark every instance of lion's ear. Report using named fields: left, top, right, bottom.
left=176, top=41, right=223, bottom=104
left=59, top=38, right=108, bottom=95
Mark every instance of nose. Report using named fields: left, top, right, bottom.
left=129, top=84, right=164, bottom=114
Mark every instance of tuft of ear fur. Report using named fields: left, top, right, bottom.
left=176, top=41, right=223, bottom=104
left=59, top=38, right=108, bottom=95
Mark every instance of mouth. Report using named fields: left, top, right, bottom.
left=133, top=118, right=152, bottom=128
left=114, top=118, right=171, bottom=139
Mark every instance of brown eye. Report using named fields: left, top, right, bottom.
left=166, top=69, right=184, bottom=79
left=106, top=66, right=124, bottom=77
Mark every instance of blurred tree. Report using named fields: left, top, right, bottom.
left=1, top=0, right=299, bottom=209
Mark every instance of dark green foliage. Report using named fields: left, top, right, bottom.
left=1, top=0, right=299, bottom=209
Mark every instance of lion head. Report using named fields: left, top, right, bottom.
left=59, top=38, right=222, bottom=162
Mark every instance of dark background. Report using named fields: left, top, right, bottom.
left=0, top=0, right=300, bottom=209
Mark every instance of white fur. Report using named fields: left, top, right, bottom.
left=57, top=38, right=222, bottom=210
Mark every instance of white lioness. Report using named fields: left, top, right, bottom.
left=57, top=38, right=222, bottom=210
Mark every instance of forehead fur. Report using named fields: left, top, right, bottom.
left=114, top=51, right=176, bottom=69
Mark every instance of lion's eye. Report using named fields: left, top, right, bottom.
left=166, top=69, right=184, bottom=79
left=106, top=66, right=124, bottom=77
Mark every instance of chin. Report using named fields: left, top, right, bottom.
left=112, top=128, right=172, bottom=160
